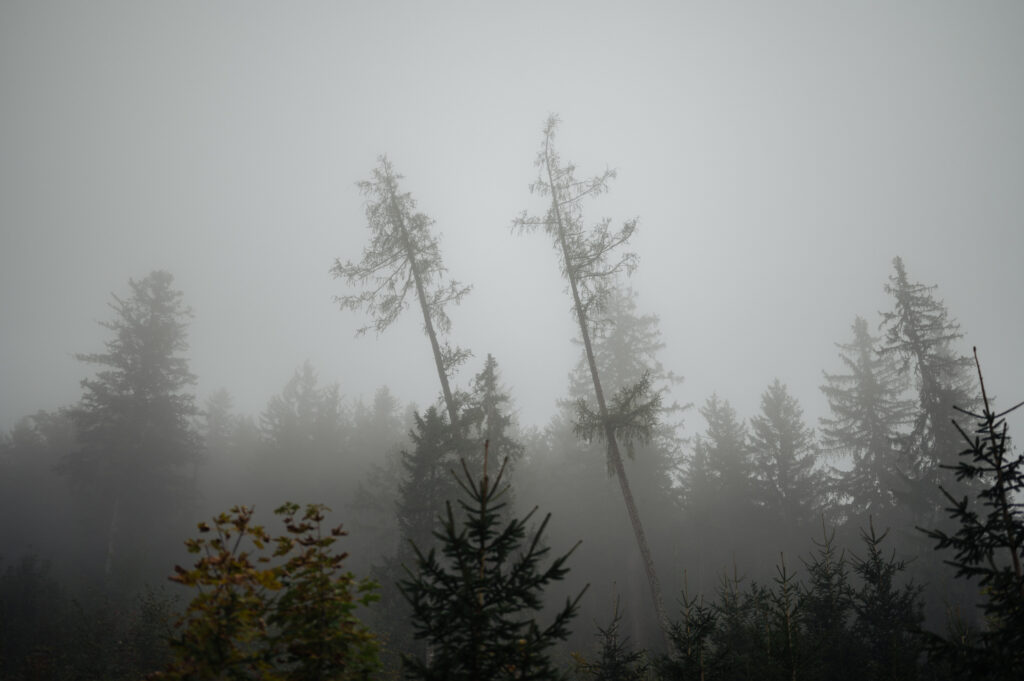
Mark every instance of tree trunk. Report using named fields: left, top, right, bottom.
left=104, top=495, right=120, bottom=579
left=543, top=143, right=671, bottom=648
left=388, top=193, right=460, bottom=429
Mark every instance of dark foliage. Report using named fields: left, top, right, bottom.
left=921, top=352, right=1024, bottom=679
left=399, top=452, right=586, bottom=680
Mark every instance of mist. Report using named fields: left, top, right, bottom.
left=2, top=2, right=1023, bottom=679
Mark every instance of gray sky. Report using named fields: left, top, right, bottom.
left=2, top=1, right=1022, bottom=435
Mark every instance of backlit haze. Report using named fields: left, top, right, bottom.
left=3, top=1, right=1023, bottom=434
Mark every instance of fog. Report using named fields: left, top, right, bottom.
left=3, top=1, right=1021, bottom=432
left=2, top=1, right=1024, bottom=676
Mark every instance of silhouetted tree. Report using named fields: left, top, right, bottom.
left=681, top=395, right=760, bottom=591
left=749, top=380, right=824, bottom=529
left=60, top=271, right=200, bottom=581
left=849, top=520, right=924, bottom=681
left=399, top=454, right=586, bottom=681
left=396, top=407, right=462, bottom=556
left=881, top=256, right=976, bottom=522
left=462, top=353, right=524, bottom=467
left=513, top=114, right=668, bottom=640
left=921, top=353, right=1024, bottom=679
left=820, top=316, right=914, bottom=523
left=333, top=158, right=470, bottom=427
left=256, top=362, right=348, bottom=504
left=800, top=523, right=857, bottom=681
left=576, top=600, right=649, bottom=681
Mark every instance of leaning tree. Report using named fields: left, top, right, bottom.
left=512, top=115, right=669, bottom=642
left=332, top=157, right=470, bottom=428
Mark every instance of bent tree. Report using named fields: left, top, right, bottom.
left=512, top=115, right=669, bottom=642
left=332, top=158, right=470, bottom=427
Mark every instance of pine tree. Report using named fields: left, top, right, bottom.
left=749, top=380, right=824, bottom=529
left=256, top=362, right=347, bottom=504
left=820, top=316, right=914, bottom=522
left=920, top=353, right=1024, bottom=679
left=396, top=407, right=462, bottom=556
left=658, top=575, right=715, bottom=681
left=513, top=114, right=668, bottom=641
left=333, top=157, right=471, bottom=428
left=849, top=519, right=924, bottom=681
left=399, top=452, right=587, bottom=681
left=462, top=354, right=525, bottom=467
left=575, top=600, right=649, bottom=681
left=61, top=271, right=200, bottom=581
left=681, top=395, right=760, bottom=592
left=880, top=256, right=976, bottom=520
left=694, top=395, right=755, bottom=502
left=800, top=522, right=857, bottom=681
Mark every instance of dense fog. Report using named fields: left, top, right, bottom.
left=2, top=2, right=1023, bottom=679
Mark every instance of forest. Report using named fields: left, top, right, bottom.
left=1, top=115, right=1021, bottom=681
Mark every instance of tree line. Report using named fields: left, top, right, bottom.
left=1, top=116, right=1021, bottom=679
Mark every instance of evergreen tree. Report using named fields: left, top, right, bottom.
left=749, top=380, right=824, bottom=529
left=658, top=575, right=715, bottom=681
left=681, top=395, right=762, bottom=591
left=396, top=407, right=462, bottom=556
left=60, top=271, right=200, bottom=581
left=202, top=389, right=236, bottom=459
left=399, top=454, right=586, bottom=681
left=849, top=520, right=924, bottom=681
left=921, top=354, right=1024, bottom=679
left=800, top=523, right=857, bottom=681
left=513, top=114, right=668, bottom=640
left=880, top=256, right=976, bottom=520
left=692, top=395, right=755, bottom=503
left=256, top=362, right=348, bottom=504
left=260, top=361, right=346, bottom=460
left=462, top=354, right=525, bottom=467
left=820, top=316, right=914, bottom=522
left=333, top=157, right=471, bottom=427
left=575, top=600, right=649, bottom=681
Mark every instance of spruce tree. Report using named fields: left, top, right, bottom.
left=749, top=380, right=824, bottom=529
left=820, top=316, right=914, bottom=522
left=880, top=256, right=976, bottom=521
left=681, top=395, right=760, bottom=590
left=399, top=451, right=587, bottom=681
left=575, top=600, right=649, bottom=681
left=849, top=519, right=924, bottom=681
left=61, top=271, right=200, bottom=581
left=396, top=407, right=463, bottom=556
left=462, top=354, right=525, bottom=467
left=920, top=353, right=1024, bottom=679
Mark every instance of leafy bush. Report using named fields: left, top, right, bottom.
left=154, top=503, right=379, bottom=681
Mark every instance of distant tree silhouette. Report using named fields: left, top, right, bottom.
left=333, top=157, right=470, bottom=427
left=513, top=114, right=668, bottom=642
left=60, top=271, right=200, bottom=582
left=461, top=354, right=524, bottom=469
left=749, top=380, right=824, bottom=529
left=880, top=256, right=976, bottom=523
left=820, top=316, right=914, bottom=523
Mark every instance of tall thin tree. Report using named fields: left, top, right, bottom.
left=512, top=115, right=669, bottom=642
left=333, top=157, right=470, bottom=427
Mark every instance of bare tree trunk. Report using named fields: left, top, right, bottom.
left=104, top=495, right=120, bottom=578
left=544, top=143, right=671, bottom=648
left=387, top=194, right=460, bottom=428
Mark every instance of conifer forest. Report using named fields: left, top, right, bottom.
left=2, top=3, right=1023, bottom=680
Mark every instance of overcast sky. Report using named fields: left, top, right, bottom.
left=2, top=1, right=1022, bottom=437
